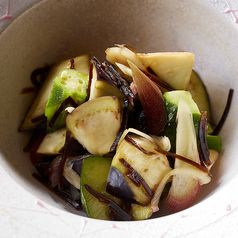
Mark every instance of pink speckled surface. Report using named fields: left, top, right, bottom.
left=1, top=0, right=238, bottom=237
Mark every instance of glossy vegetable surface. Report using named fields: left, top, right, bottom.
left=20, top=45, right=230, bottom=221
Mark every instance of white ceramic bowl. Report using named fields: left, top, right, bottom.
left=1, top=0, right=238, bottom=237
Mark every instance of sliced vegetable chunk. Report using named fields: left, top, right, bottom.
left=162, top=90, right=201, bottom=152
left=137, top=52, right=194, bottom=90
left=66, top=96, right=122, bottom=156
left=109, top=133, right=171, bottom=206
left=105, top=45, right=194, bottom=90
left=187, top=70, right=213, bottom=124
left=129, top=204, right=153, bottom=220
left=20, top=46, right=230, bottom=221
left=80, top=156, right=122, bottom=220
left=20, top=54, right=89, bottom=130
left=165, top=98, right=202, bottom=213
left=45, top=69, right=88, bottom=132
left=89, top=59, right=126, bottom=107
left=206, top=135, right=222, bottom=152
left=36, top=127, right=67, bottom=155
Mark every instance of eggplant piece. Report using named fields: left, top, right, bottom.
left=106, top=166, right=136, bottom=203
left=36, top=127, right=87, bottom=156
left=80, top=156, right=122, bottom=220
left=63, top=158, right=82, bottom=191
left=45, top=69, right=88, bottom=132
left=106, top=163, right=153, bottom=220
left=66, top=96, right=122, bottom=156
left=71, top=154, right=89, bottom=176
left=20, top=54, right=90, bottom=131
left=108, top=133, right=171, bottom=206
left=36, top=127, right=67, bottom=155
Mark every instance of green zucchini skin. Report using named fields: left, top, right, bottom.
left=162, top=90, right=221, bottom=153
left=187, top=70, right=213, bottom=124
left=162, top=90, right=200, bottom=153
left=80, top=156, right=121, bottom=220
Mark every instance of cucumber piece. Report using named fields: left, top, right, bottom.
left=20, top=54, right=89, bottom=131
left=80, top=156, right=121, bottom=220
left=45, top=69, right=88, bottom=132
left=165, top=98, right=201, bottom=213
left=162, top=90, right=221, bottom=154
left=187, top=70, right=213, bottom=124
left=164, top=90, right=200, bottom=116
left=162, top=90, right=201, bottom=153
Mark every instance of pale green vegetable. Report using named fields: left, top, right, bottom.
left=45, top=69, right=88, bottom=132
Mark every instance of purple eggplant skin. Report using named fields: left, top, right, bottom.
left=106, top=166, right=137, bottom=204
left=72, top=158, right=84, bottom=176
left=70, top=153, right=92, bottom=176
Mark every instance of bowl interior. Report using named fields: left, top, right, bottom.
left=0, top=0, right=238, bottom=218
